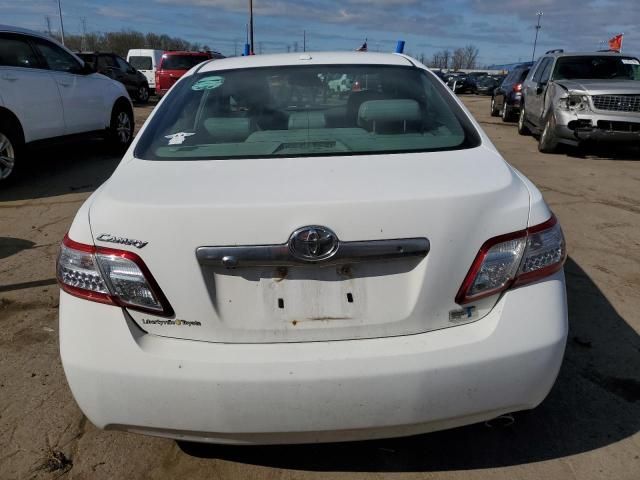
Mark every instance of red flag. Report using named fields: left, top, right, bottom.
left=609, top=34, right=623, bottom=52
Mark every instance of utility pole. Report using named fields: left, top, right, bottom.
left=531, top=11, right=543, bottom=62
left=57, top=0, right=65, bottom=45
left=303, top=30, right=306, bottom=52
left=45, top=16, right=52, bottom=36
left=249, top=0, right=254, bottom=54
left=80, top=17, right=87, bottom=51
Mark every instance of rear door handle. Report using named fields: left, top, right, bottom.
left=1, top=73, right=17, bottom=81
left=58, top=80, right=71, bottom=87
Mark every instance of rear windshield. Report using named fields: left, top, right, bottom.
left=135, top=64, right=480, bottom=161
left=161, top=55, right=208, bottom=71
left=129, top=56, right=152, bottom=70
left=553, top=56, right=640, bottom=80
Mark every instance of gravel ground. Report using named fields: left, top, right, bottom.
left=0, top=95, right=639, bottom=480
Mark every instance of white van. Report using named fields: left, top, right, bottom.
left=126, top=49, right=164, bottom=94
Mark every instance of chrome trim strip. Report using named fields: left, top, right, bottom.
left=196, top=238, right=430, bottom=268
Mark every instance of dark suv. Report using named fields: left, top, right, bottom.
left=77, top=52, right=150, bottom=103
left=491, top=63, right=533, bottom=121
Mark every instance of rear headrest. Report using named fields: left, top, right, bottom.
left=358, top=99, right=421, bottom=126
left=203, top=117, right=252, bottom=142
left=288, top=111, right=326, bottom=129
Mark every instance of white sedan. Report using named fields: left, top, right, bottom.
left=57, top=52, right=568, bottom=445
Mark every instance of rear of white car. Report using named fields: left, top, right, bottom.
left=58, top=52, right=567, bottom=444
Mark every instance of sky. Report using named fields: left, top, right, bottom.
left=1, top=0, right=638, bottom=66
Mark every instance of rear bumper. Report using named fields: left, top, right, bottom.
left=60, top=271, right=568, bottom=445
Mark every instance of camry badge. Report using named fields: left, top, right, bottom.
left=288, top=226, right=339, bottom=261
left=96, top=234, right=148, bottom=249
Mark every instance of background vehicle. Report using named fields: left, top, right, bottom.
left=127, top=48, right=163, bottom=95
left=77, top=52, right=150, bottom=103
left=476, top=75, right=505, bottom=96
left=0, top=25, right=134, bottom=181
left=155, top=50, right=223, bottom=96
left=327, top=73, right=353, bottom=93
left=58, top=52, right=567, bottom=445
left=519, top=50, right=640, bottom=152
left=461, top=71, right=488, bottom=93
left=491, top=63, right=532, bottom=121
left=446, top=72, right=467, bottom=93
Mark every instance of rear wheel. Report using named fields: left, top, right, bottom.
left=517, top=104, right=530, bottom=135
left=0, top=119, right=22, bottom=182
left=538, top=113, right=559, bottom=153
left=490, top=97, right=500, bottom=117
left=136, top=85, right=149, bottom=104
left=501, top=101, right=512, bottom=122
left=107, top=102, right=134, bottom=151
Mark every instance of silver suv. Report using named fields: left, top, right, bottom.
left=518, top=50, right=640, bottom=152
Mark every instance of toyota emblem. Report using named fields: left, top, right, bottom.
left=289, top=226, right=339, bottom=261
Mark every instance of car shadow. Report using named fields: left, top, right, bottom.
left=0, top=138, right=121, bottom=202
left=566, top=143, right=640, bottom=161
left=178, top=256, right=640, bottom=471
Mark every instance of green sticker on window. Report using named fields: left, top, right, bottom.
left=192, top=76, right=224, bottom=91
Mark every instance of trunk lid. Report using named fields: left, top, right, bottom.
left=90, top=147, right=530, bottom=343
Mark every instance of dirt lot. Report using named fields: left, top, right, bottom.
left=1, top=96, right=639, bottom=480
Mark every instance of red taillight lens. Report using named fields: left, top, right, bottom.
left=57, top=235, right=174, bottom=317
left=456, top=215, right=566, bottom=304
left=513, top=83, right=523, bottom=92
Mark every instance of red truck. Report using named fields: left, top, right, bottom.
left=155, top=51, right=224, bottom=96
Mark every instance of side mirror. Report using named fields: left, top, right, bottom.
left=81, top=63, right=96, bottom=75
left=536, top=83, right=547, bottom=95
left=127, top=67, right=136, bottom=74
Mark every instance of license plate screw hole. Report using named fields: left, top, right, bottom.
left=347, top=292, right=354, bottom=303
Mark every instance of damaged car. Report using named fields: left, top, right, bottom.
left=518, top=50, right=640, bottom=153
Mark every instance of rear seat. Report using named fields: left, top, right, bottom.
left=203, top=117, right=253, bottom=142
left=357, top=99, right=422, bottom=133
left=288, top=111, right=326, bottom=130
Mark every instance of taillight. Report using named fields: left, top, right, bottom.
left=513, top=83, right=523, bottom=92
left=456, top=215, right=566, bottom=304
left=57, top=235, right=174, bottom=317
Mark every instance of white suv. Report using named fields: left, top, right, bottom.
left=0, top=25, right=134, bottom=181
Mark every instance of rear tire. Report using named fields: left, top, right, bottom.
left=136, top=85, right=149, bottom=104
left=490, top=97, right=500, bottom=117
left=501, top=101, right=512, bottom=122
left=107, top=102, right=134, bottom=152
left=0, top=118, right=23, bottom=183
left=517, top=104, right=530, bottom=136
left=538, top=113, right=559, bottom=153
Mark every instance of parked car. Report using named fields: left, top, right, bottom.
left=475, top=75, right=505, bottom=96
left=0, top=25, right=134, bottom=182
left=446, top=73, right=467, bottom=93
left=327, top=73, right=352, bottom=92
left=77, top=52, right=150, bottom=103
left=491, top=63, right=532, bottom=121
left=127, top=48, right=163, bottom=96
left=461, top=71, right=488, bottom=93
left=58, top=51, right=567, bottom=445
left=155, top=50, right=223, bottom=96
left=519, top=50, right=640, bottom=152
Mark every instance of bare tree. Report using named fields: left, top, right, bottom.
left=451, top=48, right=465, bottom=70
left=462, top=44, right=479, bottom=69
